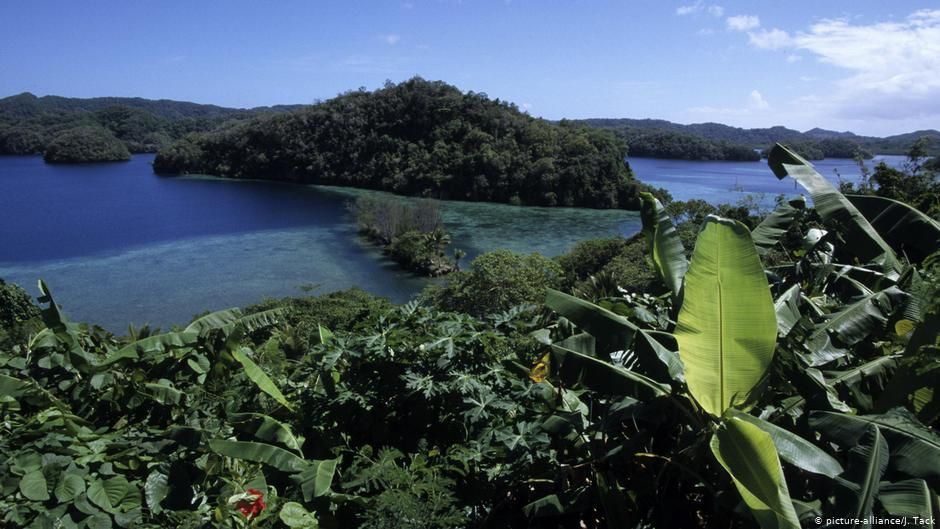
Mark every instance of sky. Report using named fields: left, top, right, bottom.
left=1, top=1, right=938, bottom=136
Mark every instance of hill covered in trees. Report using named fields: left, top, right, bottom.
left=153, top=78, right=654, bottom=209
left=578, top=117, right=940, bottom=160
left=0, top=92, right=300, bottom=159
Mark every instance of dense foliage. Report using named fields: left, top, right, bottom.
left=617, top=128, right=761, bottom=161
left=153, top=78, right=652, bottom=209
left=42, top=126, right=131, bottom=163
left=0, top=92, right=297, bottom=157
left=350, top=197, right=461, bottom=276
left=2, top=143, right=939, bottom=529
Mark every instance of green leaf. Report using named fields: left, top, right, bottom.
left=838, top=425, right=889, bottom=528
left=751, top=196, right=805, bottom=256
left=847, top=193, right=940, bottom=264
left=773, top=284, right=802, bottom=338
left=236, top=308, right=285, bottom=333
left=640, top=191, right=688, bottom=300
left=54, top=472, right=86, bottom=503
left=725, top=410, right=843, bottom=478
left=545, top=289, right=637, bottom=354
left=208, top=439, right=307, bottom=473
left=184, top=308, right=243, bottom=333
left=144, top=471, right=168, bottom=515
left=20, top=470, right=49, bottom=501
left=710, top=416, right=801, bottom=529
left=279, top=502, right=319, bottom=528
left=804, top=287, right=906, bottom=366
left=228, top=412, right=304, bottom=453
left=767, top=144, right=900, bottom=274
left=142, top=380, right=183, bottom=406
left=675, top=216, right=777, bottom=417
left=294, top=458, right=339, bottom=502
left=86, top=513, right=112, bottom=529
left=878, top=480, right=938, bottom=524
left=87, top=476, right=132, bottom=513
left=550, top=343, right=671, bottom=399
left=231, top=347, right=293, bottom=410
left=105, top=331, right=198, bottom=366
left=811, top=409, right=940, bottom=483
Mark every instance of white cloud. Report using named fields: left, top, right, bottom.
left=748, top=90, right=769, bottom=110
left=747, top=28, right=792, bottom=49
left=726, top=15, right=759, bottom=31
left=676, top=1, right=724, bottom=17
left=744, top=9, right=940, bottom=123
left=381, top=34, right=401, bottom=45
left=786, top=54, right=802, bottom=63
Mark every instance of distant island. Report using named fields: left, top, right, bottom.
left=0, top=92, right=300, bottom=160
left=153, top=78, right=653, bottom=209
left=577, top=118, right=940, bottom=160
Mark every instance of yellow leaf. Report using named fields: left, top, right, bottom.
left=894, top=319, right=915, bottom=336
left=529, top=352, right=551, bottom=383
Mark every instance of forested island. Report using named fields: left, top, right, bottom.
left=579, top=117, right=940, bottom=160
left=0, top=92, right=299, bottom=158
left=153, top=78, right=655, bottom=209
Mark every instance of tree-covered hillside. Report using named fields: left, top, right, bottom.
left=579, top=117, right=940, bottom=159
left=154, top=78, right=654, bottom=209
left=0, top=92, right=300, bottom=158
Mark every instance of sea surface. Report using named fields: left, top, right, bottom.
left=0, top=153, right=904, bottom=330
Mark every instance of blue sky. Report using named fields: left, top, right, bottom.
left=2, top=1, right=938, bottom=136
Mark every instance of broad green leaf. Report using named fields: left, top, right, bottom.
left=767, top=144, right=901, bottom=274
left=774, top=284, right=802, bottom=338
left=236, top=308, right=285, bottom=333
left=847, top=194, right=940, bottom=264
left=550, top=343, right=670, bottom=399
left=279, top=502, right=319, bottom=528
left=184, top=307, right=243, bottom=333
left=318, top=324, right=334, bottom=345
left=144, top=471, right=168, bottom=515
left=231, top=347, right=293, bottom=410
left=54, top=472, right=86, bottom=503
left=837, top=425, right=889, bottom=528
left=228, top=412, right=304, bottom=453
left=293, top=458, right=339, bottom=502
left=675, top=216, right=777, bottom=417
left=725, top=410, right=843, bottom=478
left=142, top=380, right=183, bottom=406
left=710, top=416, right=801, bottom=529
left=87, top=476, right=132, bottom=513
left=105, top=331, right=198, bottom=366
left=640, top=191, right=688, bottom=300
left=751, top=196, right=806, bottom=256
left=209, top=439, right=307, bottom=473
left=811, top=409, right=940, bottom=482
left=878, top=479, right=937, bottom=524
left=545, top=289, right=636, bottom=354
left=19, top=470, right=49, bottom=501
left=86, top=513, right=112, bottom=529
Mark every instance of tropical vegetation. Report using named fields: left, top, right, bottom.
left=2, top=143, right=939, bottom=529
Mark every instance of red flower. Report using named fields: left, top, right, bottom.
left=234, top=488, right=266, bottom=520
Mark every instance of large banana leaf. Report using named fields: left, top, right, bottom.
left=231, top=347, right=293, bottom=410
left=878, top=480, right=938, bottom=525
left=104, top=331, right=199, bottom=366
left=549, top=343, right=670, bottom=399
left=710, top=416, right=801, bottom=529
left=639, top=192, right=688, bottom=300
left=774, top=284, right=802, bottom=337
left=725, top=409, right=843, bottom=478
left=184, top=308, right=243, bottom=333
left=810, top=409, right=940, bottom=483
left=208, top=439, right=307, bottom=472
left=751, top=196, right=806, bottom=256
left=675, top=216, right=777, bottom=417
left=847, top=194, right=940, bottom=264
left=545, top=289, right=683, bottom=382
left=834, top=425, right=889, bottom=528
left=767, top=144, right=901, bottom=274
